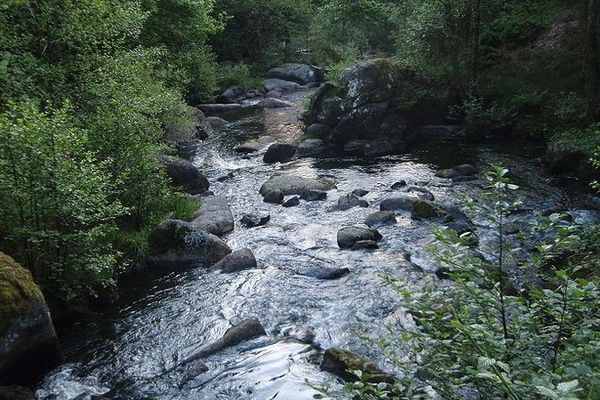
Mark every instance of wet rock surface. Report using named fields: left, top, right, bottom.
left=190, top=195, right=234, bottom=236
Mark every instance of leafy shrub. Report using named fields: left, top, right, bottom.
left=216, top=62, right=262, bottom=91
left=0, top=103, right=124, bottom=302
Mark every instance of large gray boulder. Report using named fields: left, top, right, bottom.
left=263, top=78, right=301, bottom=93
left=266, top=63, right=324, bottom=85
left=337, top=227, right=382, bottom=249
left=160, top=156, right=209, bottom=194
left=0, top=253, right=61, bottom=385
left=259, top=174, right=335, bottom=198
left=260, top=98, right=294, bottom=109
left=147, top=220, right=231, bottom=267
left=263, top=143, right=298, bottom=164
left=296, top=139, right=326, bottom=158
left=379, top=195, right=419, bottom=211
left=191, top=195, right=234, bottom=236
left=211, top=249, right=257, bottom=273
left=304, top=59, right=446, bottom=145
left=365, top=211, right=396, bottom=228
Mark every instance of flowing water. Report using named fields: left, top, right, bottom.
left=37, top=95, right=600, bottom=400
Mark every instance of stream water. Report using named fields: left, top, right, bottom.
left=37, top=97, right=599, bottom=400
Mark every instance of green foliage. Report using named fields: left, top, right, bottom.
left=0, top=103, right=124, bottom=302
left=216, top=62, right=261, bottom=91
left=356, top=167, right=600, bottom=399
left=212, top=0, right=312, bottom=65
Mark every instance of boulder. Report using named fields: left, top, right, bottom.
left=365, top=211, right=396, bottom=228
left=435, top=164, right=478, bottom=179
left=407, top=186, right=435, bottom=201
left=379, top=195, right=419, bottom=211
left=215, top=85, right=246, bottom=104
left=240, top=214, right=270, bottom=228
left=263, top=143, right=298, bottom=164
left=298, top=267, right=350, bottom=280
left=352, top=240, right=379, bottom=250
left=191, top=196, right=234, bottom=236
left=182, top=318, right=266, bottom=361
left=160, top=155, right=209, bottom=194
left=147, top=220, right=231, bottom=267
left=263, top=190, right=284, bottom=204
left=306, top=123, right=330, bottom=139
left=211, top=249, right=257, bottom=273
left=363, top=137, right=398, bottom=157
left=411, top=200, right=451, bottom=221
left=343, top=140, right=370, bottom=156
left=263, top=78, right=301, bottom=93
left=198, top=103, right=243, bottom=114
left=260, top=98, right=294, bottom=109
left=300, top=190, right=327, bottom=201
left=545, top=141, right=586, bottom=173
left=260, top=174, right=335, bottom=198
left=391, top=180, right=407, bottom=190
left=337, top=193, right=369, bottom=211
left=321, top=348, right=395, bottom=384
left=352, top=189, right=369, bottom=197
left=0, top=253, right=61, bottom=385
left=337, top=227, right=382, bottom=249
left=207, top=116, right=229, bottom=130
left=282, top=196, right=300, bottom=208
left=296, top=139, right=326, bottom=158
left=235, top=135, right=275, bottom=154
left=180, top=360, right=209, bottom=385
left=266, top=90, right=282, bottom=98
left=266, top=63, right=324, bottom=85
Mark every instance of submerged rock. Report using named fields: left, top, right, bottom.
left=235, top=135, right=275, bottom=154
left=147, top=220, right=231, bottom=267
left=365, top=211, right=396, bottom=228
left=436, top=164, right=478, bottom=179
left=263, top=143, right=298, bottom=164
left=337, top=227, right=382, bottom=249
left=0, top=253, right=61, bottom=386
left=379, top=195, right=419, bottom=211
left=321, top=348, right=395, bottom=384
left=263, top=190, right=284, bottom=204
left=407, top=186, right=435, bottom=201
left=282, top=196, right=300, bottom=207
left=240, top=214, right=270, bottom=228
left=300, top=190, right=327, bottom=201
left=160, top=155, right=209, bottom=194
left=190, top=195, right=234, bottom=236
left=299, top=267, right=350, bottom=280
left=183, top=318, right=266, bottom=361
left=337, top=193, right=369, bottom=211
left=211, top=249, right=257, bottom=273
left=391, top=180, right=407, bottom=190
left=260, top=98, right=294, bottom=109
left=259, top=174, right=334, bottom=198
left=352, top=189, right=369, bottom=197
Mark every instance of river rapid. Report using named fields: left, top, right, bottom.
left=37, top=92, right=599, bottom=400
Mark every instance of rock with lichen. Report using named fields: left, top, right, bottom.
left=0, top=253, right=61, bottom=385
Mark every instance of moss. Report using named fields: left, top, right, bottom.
left=0, top=252, right=44, bottom=336
left=412, top=200, right=437, bottom=219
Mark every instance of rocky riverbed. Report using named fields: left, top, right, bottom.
left=31, top=65, right=600, bottom=400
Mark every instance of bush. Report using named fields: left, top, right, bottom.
left=0, top=103, right=124, bottom=302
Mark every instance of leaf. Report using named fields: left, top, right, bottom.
left=557, top=380, right=579, bottom=393
left=536, top=385, right=559, bottom=399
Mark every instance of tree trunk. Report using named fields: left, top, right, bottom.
left=584, top=0, right=600, bottom=121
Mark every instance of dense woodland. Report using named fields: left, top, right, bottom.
left=1, top=1, right=600, bottom=398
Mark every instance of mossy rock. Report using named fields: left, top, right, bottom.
left=321, top=348, right=395, bottom=384
left=0, top=252, right=61, bottom=385
left=0, top=253, right=44, bottom=337
left=411, top=200, right=452, bottom=221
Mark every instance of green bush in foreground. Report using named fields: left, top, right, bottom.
left=345, top=167, right=600, bottom=399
